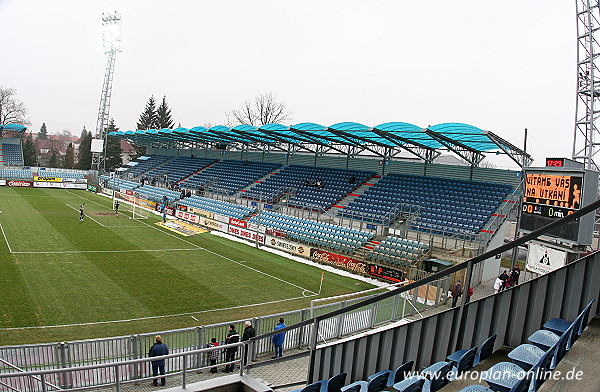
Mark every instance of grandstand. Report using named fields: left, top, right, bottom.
left=181, top=160, right=281, bottom=195
left=243, top=165, right=375, bottom=210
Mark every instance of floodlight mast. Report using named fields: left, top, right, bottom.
left=92, top=11, right=122, bottom=172
left=573, top=0, right=600, bottom=171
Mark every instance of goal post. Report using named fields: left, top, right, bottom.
left=130, top=192, right=149, bottom=220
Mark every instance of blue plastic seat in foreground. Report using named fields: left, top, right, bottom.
left=543, top=299, right=595, bottom=336
left=340, top=372, right=388, bottom=392
left=458, top=386, right=493, bottom=392
left=527, top=330, right=559, bottom=351
left=291, top=372, right=347, bottom=392
left=293, top=383, right=322, bottom=392
left=507, top=344, right=544, bottom=371
left=395, top=362, right=451, bottom=392
left=448, top=335, right=497, bottom=367
left=481, top=362, right=527, bottom=392
left=392, top=377, right=425, bottom=392
left=367, top=361, right=414, bottom=387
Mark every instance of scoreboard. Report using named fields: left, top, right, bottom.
left=519, top=163, right=598, bottom=244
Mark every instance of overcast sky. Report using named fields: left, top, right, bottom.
left=1, top=0, right=575, bottom=167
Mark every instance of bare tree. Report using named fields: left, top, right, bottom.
left=0, top=86, right=30, bottom=126
left=226, top=92, right=292, bottom=126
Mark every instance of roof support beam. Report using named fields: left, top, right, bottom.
left=484, top=130, right=533, bottom=167
left=425, top=129, right=485, bottom=165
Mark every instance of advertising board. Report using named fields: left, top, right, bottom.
left=175, top=210, right=200, bottom=224
left=229, top=218, right=247, bottom=228
left=309, top=249, right=368, bottom=275
left=7, top=180, right=32, bottom=187
left=34, top=176, right=62, bottom=182
left=228, top=226, right=265, bottom=244
left=265, top=235, right=308, bottom=256
left=367, top=264, right=404, bottom=283
left=200, top=217, right=228, bottom=232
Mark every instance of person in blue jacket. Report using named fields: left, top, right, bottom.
left=272, top=318, right=286, bottom=358
left=149, top=335, right=169, bottom=386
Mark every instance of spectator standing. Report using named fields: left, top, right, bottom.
left=499, top=270, right=509, bottom=291
left=451, top=280, right=463, bottom=307
left=149, top=335, right=169, bottom=386
left=223, top=325, right=240, bottom=373
left=242, top=320, right=256, bottom=365
left=466, top=287, right=474, bottom=304
left=272, top=318, right=287, bottom=358
left=494, top=275, right=503, bottom=294
left=207, top=338, right=219, bottom=373
left=510, top=267, right=521, bottom=287
left=242, top=320, right=256, bottom=341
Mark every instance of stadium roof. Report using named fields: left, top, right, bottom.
left=110, top=121, right=532, bottom=167
left=0, top=123, right=27, bottom=136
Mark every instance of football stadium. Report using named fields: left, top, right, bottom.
left=1, top=3, right=599, bottom=392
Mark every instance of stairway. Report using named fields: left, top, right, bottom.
left=335, top=175, right=382, bottom=207
left=233, top=167, right=284, bottom=198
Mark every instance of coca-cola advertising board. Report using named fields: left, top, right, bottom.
left=309, top=249, right=368, bottom=275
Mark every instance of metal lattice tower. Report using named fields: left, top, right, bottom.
left=573, top=0, right=600, bottom=170
left=92, top=12, right=122, bottom=171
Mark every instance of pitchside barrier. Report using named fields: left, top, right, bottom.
left=0, top=275, right=450, bottom=387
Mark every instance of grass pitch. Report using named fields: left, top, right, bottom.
left=0, top=187, right=374, bottom=344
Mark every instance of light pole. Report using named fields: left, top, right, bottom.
left=92, top=11, right=123, bottom=172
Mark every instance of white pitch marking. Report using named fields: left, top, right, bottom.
left=65, top=204, right=105, bottom=227
left=0, top=223, right=13, bottom=253
left=67, top=190, right=318, bottom=296
left=190, top=316, right=198, bottom=321
left=10, top=248, right=199, bottom=254
left=0, top=293, right=318, bottom=330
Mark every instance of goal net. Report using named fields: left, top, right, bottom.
left=113, top=191, right=149, bottom=220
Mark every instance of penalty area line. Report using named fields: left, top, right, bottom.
left=0, top=293, right=319, bottom=330
left=67, top=190, right=318, bottom=297
left=0, top=223, right=13, bottom=253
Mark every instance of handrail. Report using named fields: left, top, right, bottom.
left=0, top=342, right=244, bottom=379
left=0, top=358, right=62, bottom=390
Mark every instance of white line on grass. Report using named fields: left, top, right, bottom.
left=10, top=248, right=201, bottom=254
left=64, top=204, right=138, bottom=228
left=67, top=190, right=318, bottom=296
left=0, top=223, right=13, bottom=253
left=64, top=204, right=106, bottom=227
left=0, top=293, right=318, bottom=330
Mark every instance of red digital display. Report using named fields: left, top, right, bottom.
left=546, top=158, right=565, bottom=167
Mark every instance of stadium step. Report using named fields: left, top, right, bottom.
left=336, top=175, right=383, bottom=207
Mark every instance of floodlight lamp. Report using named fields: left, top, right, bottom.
left=102, top=11, right=123, bottom=53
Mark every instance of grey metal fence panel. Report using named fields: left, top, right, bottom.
left=309, top=252, right=599, bottom=383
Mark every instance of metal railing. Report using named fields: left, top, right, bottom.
left=0, top=343, right=245, bottom=392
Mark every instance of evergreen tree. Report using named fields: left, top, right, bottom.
left=156, top=95, right=174, bottom=129
left=76, top=131, right=93, bottom=170
left=63, top=143, right=75, bottom=169
left=37, top=123, right=47, bottom=139
left=136, top=96, right=157, bottom=130
left=48, top=151, right=59, bottom=168
left=104, top=119, right=123, bottom=170
left=22, top=133, right=37, bottom=166
left=80, top=125, right=87, bottom=140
